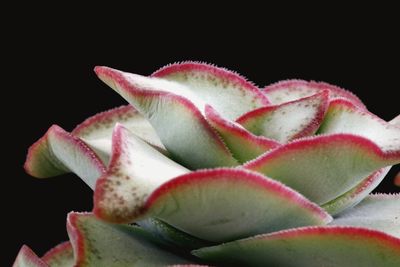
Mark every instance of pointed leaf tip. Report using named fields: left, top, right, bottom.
left=95, top=66, right=239, bottom=169
left=94, top=124, right=189, bottom=223
left=319, top=99, right=400, bottom=155
left=152, top=61, right=270, bottom=119
left=236, top=91, right=329, bottom=143
left=13, top=245, right=48, bottom=267
left=264, top=79, right=366, bottom=108
left=24, top=124, right=106, bottom=189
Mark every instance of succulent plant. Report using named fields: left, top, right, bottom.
left=14, top=62, right=400, bottom=267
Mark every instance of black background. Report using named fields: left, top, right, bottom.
left=3, top=8, right=400, bottom=266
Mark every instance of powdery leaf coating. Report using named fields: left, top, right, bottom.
left=264, top=79, right=366, bottom=108
left=95, top=66, right=238, bottom=169
left=67, top=212, right=195, bottom=267
left=330, top=193, right=400, bottom=238
left=245, top=134, right=400, bottom=205
left=205, top=105, right=280, bottom=163
left=193, top=226, right=400, bottom=267
left=236, top=91, right=329, bottom=143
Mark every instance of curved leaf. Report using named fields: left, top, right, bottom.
left=205, top=105, right=280, bottom=163
left=193, top=226, right=400, bottom=267
left=24, top=125, right=106, bottom=189
left=152, top=61, right=270, bottom=120
left=13, top=245, right=48, bottom=267
left=236, top=91, right=329, bottom=142
left=318, top=99, right=400, bottom=154
left=322, top=167, right=391, bottom=215
left=138, top=218, right=213, bottom=250
left=41, top=242, right=73, bottom=267
left=95, top=125, right=330, bottom=240
left=145, top=168, right=331, bottom=242
left=330, top=193, right=400, bottom=238
left=245, top=134, right=400, bottom=205
left=72, top=105, right=165, bottom=162
left=95, top=66, right=238, bottom=169
left=67, top=212, right=195, bottom=267
left=94, top=124, right=189, bottom=223
left=264, top=79, right=366, bottom=108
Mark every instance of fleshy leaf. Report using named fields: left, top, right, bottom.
left=13, top=245, right=48, bottom=267
left=95, top=66, right=238, bottom=169
left=145, top=168, right=331, bottom=242
left=138, top=218, right=213, bottom=250
left=245, top=134, right=400, bottom=205
left=322, top=167, right=392, bottom=215
left=205, top=105, right=280, bottom=163
left=24, top=125, right=106, bottom=189
left=236, top=91, right=329, bottom=142
left=94, top=124, right=190, bottom=223
left=152, top=61, right=270, bottom=120
left=193, top=226, right=400, bottom=267
left=264, top=79, right=366, bottom=108
left=95, top=125, right=331, bottom=239
left=72, top=105, right=166, bottom=163
left=41, top=241, right=73, bottom=267
left=330, top=193, right=400, bottom=238
left=67, top=212, right=195, bottom=266
left=318, top=99, right=400, bottom=154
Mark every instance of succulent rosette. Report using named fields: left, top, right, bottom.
left=14, top=62, right=400, bottom=267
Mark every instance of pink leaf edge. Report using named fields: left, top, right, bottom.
left=41, top=241, right=72, bottom=264
left=264, top=79, right=366, bottom=109
left=71, top=105, right=135, bottom=137
left=205, top=104, right=280, bottom=161
left=94, top=66, right=237, bottom=168
left=66, top=212, right=92, bottom=267
left=151, top=61, right=270, bottom=105
left=235, top=226, right=400, bottom=251
left=13, top=245, right=48, bottom=267
left=145, top=168, right=332, bottom=224
left=24, top=124, right=106, bottom=179
left=236, top=91, right=329, bottom=141
left=245, top=133, right=400, bottom=171
left=322, top=167, right=391, bottom=215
